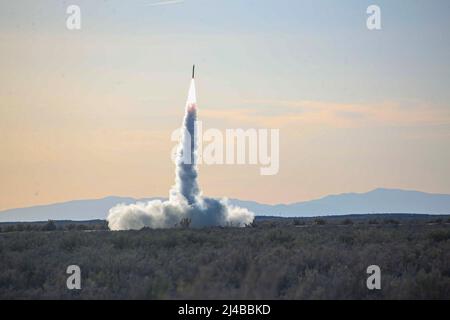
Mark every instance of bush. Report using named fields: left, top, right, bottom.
left=179, top=218, right=191, bottom=229
left=42, top=220, right=57, bottom=231
left=342, top=219, right=353, bottom=225
left=293, top=219, right=305, bottom=226
left=96, top=221, right=109, bottom=230
left=76, top=224, right=88, bottom=231
left=245, top=222, right=257, bottom=228
left=383, top=219, right=399, bottom=225
left=314, top=218, right=326, bottom=225
left=338, top=234, right=354, bottom=245
left=427, top=230, right=450, bottom=242
left=267, top=230, right=294, bottom=244
left=5, top=225, right=16, bottom=233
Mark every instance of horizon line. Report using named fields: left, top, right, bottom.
left=1, top=187, right=449, bottom=213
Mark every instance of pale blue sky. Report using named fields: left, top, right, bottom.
left=1, top=0, right=450, bottom=105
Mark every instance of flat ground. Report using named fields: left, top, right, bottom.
left=0, top=215, right=449, bottom=299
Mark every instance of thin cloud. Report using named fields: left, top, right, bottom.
left=201, top=100, right=450, bottom=129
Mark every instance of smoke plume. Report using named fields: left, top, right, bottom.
left=107, top=79, right=255, bottom=230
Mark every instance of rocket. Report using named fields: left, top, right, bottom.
left=186, top=65, right=197, bottom=112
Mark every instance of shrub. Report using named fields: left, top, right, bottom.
left=342, top=219, right=354, bottom=225
left=314, top=218, right=326, bottom=225
left=338, top=234, right=354, bottom=245
left=383, top=219, right=399, bottom=225
left=427, top=230, right=450, bottom=242
left=268, top=230, right=294, bottom=244
left=5, top=225, right=16, bottom=233
left=76, top=224, right=88, bottom=231
left=180, top=218, right=191, bottom=229
left=293, top=219, right=305, bottom=226
left=96, top=221, right=109, bottom=230
left=42, top=220, right=57, bottom=231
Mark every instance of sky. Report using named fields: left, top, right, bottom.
left=1, top=0, right=450, bottom=210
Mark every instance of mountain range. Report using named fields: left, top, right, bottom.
left=1, top=188, right=450, bottom=222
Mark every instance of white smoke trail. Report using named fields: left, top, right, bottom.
left=107, top=79, right=255, bottom=230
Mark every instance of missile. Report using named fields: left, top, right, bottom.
left=192, top=64, right=195, bottom=79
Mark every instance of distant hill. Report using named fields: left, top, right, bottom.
left=0, top=197, right=161, bottom=223
left=1, top=188, right=450, bottom=222
left=232, top=188, right=450, bottom=217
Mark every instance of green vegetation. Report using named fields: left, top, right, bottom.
left=342, top=219, right=354, bottom=225
left=314, top=218, right=326, bottom=225
left=0, top=215, right=449, bottom=299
